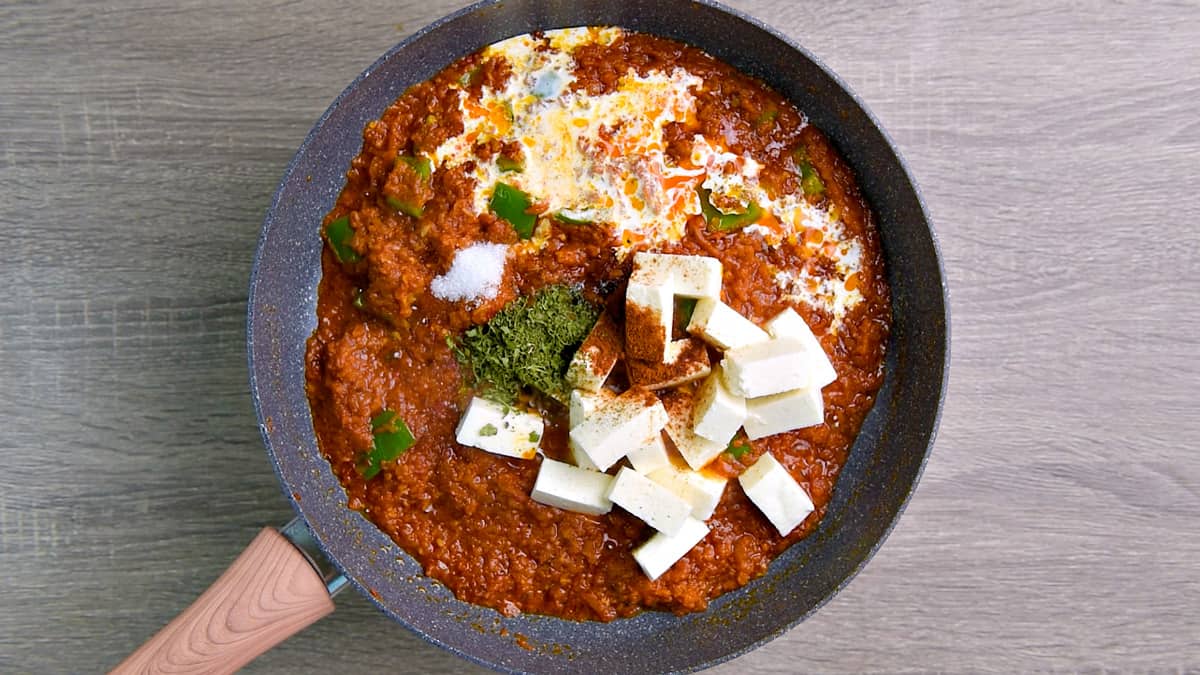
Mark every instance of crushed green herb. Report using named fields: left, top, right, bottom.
left=450, top=285, right=599, bottom=405
left=479, top=423, right=498, bottom=437
left=529, top=431, right=540, bottom=443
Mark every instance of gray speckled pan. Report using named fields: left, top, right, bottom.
left=247, top=0, right=948, bottom=672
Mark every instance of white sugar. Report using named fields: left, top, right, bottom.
left=430, top=242, right=509, bottom=302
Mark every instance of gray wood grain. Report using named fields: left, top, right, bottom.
left=2, top=0, right=1197, bottom=672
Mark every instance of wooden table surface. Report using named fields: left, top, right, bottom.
left=2, top=0, right=1197, bottom=672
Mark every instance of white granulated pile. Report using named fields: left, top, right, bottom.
left=430, top=242, right=509, bottom=302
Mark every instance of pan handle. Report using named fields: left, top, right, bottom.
left=110, top=519, right=341, bottom=674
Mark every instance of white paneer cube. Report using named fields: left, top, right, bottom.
left=625, top=279, right=675, bottom=361
left=721, top=337, right=809, bottom=398
left=691, top=368, right=747, bottom=445
left=663, top=391, right=726, bottom=471
left=743, top=387, right=824, bottom=440
left=568, top=389, right=614, bottom=470
left=665, top=425, right=725, bottom=473
left=569, top=388, right=615, bottom=429
left=627, top=338, right=711, bottom=391
left=764, top=308, right=837, bottom=389
left=569, top=389, right=594, bottom=429
left=631, top=252, right=722, bottom=299
left=738, top=453, right=815, bottom=536
left=565, top=314, right=623, bottom=393
left=569, top=388, right=668, bottom=471
left=607, top=466, right=692, bottom=536
left=626, top=433, right=671, bottom=474
left=633, top=516, right=710, bottom=581
left=648, top=463, right=727, bottom=520
left=455, top=397, right=543, bottom=460
left=569, top=442, right=601, bottom=472
left=687, top=297, right=770, bottom=350
left=531, top=458, right=614, bottom=515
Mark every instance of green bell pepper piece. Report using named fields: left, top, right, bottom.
left=325, top=216, right=360, bottom=264
left=553, top=209, right=594, bottom=225
left=359, top=410, right=416, bottom=480
left=397, top=155, right=432, bottom=181
left=496, top=156, right=524, bottom=173
left=696, top=187, right=762, bottom=231
left=489, top=182, right=536, bottom=239
left=385, top=195, right=424, bottom=218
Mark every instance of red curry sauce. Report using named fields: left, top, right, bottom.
left=306, top=29, right=889, bottom=621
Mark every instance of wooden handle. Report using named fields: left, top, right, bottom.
left=111, top=527, right=335, bottom=675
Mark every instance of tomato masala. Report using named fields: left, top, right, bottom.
left=306, top=28, right=890, bottom=621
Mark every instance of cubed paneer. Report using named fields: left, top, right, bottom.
left=662, top=389, right=726, bottom=471
left=630, top=252, right=722, bottom=299
left=569, top=441, right=601, bottom=472
left=531, top=458, right=614, bottom=515
left=566, top=313, right=623, bottom=392
left=687, top=298, right=769, bottom=350
left=721, top=337, right=809, bottom=398
left=648, top=463, right=727, bottom=520
left=455, top=397, right=543, bottom=460
left=606, top=466, right=692, bottom=536
left=632, top=516, right=710, bottom=581
left=738, top=453, right=815, bottom=536
left=569, top=388, right=668, bottom=471
left=626, top=433, right=671, bottom=474
left=743, top=387, right=824, bottom=440
left=692, top=367, right=747, bottom=445
left=569, top=388, right=616, bottom=429
left=625, top=280, right=674, bottom=361
left=627, top=338, right=711, bottom=390
left=764, top=308, right=836, bottom=389
left=569, top=389, right=616, bottom=471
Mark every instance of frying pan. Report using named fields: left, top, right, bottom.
left=112, top=0, right=948, bottom=672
